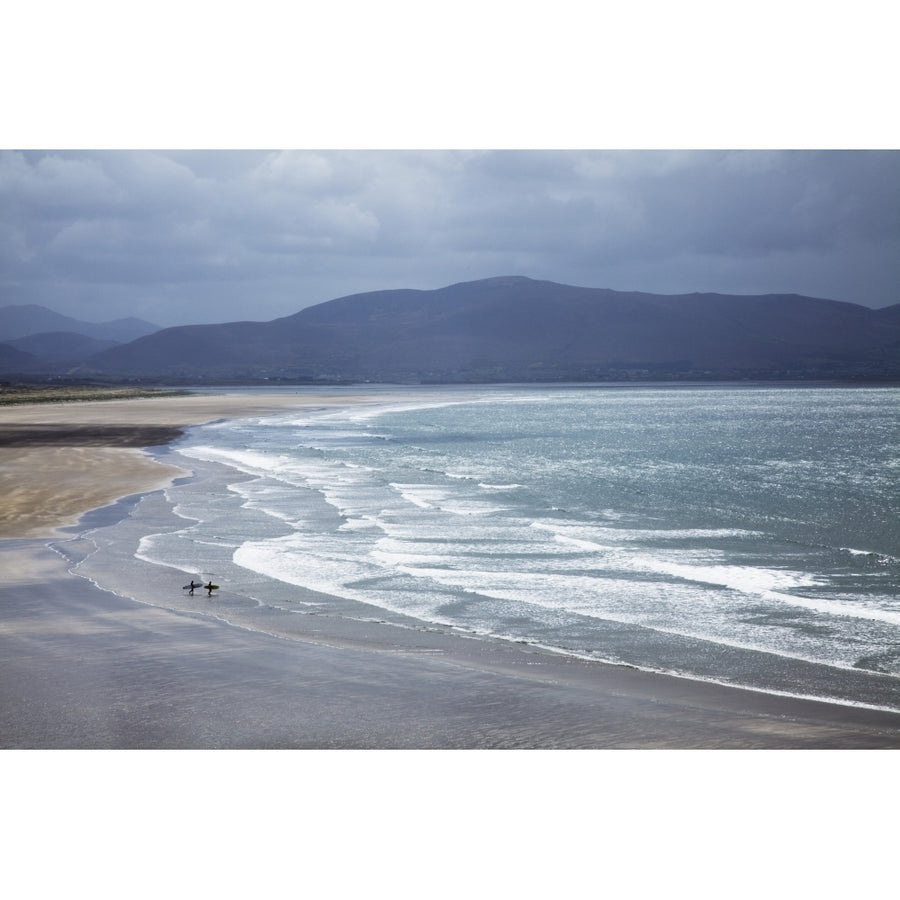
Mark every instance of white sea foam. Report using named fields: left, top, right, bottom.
left=335, top=398, right=476, bottom=424
left=179, top=444, right=284, bottom=476
left=840, top=546, right=900, bottom=564
left=389, top=483, right=437, bottom=509
left=534, top=521, right=762, bottom=543
left=543, top=529, right=900, bottom=626
left=339, top=516, right=382, bottom=532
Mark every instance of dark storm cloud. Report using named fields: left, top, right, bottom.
left=1, top=149, right=897, bottom=326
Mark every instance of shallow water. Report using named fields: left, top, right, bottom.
left=140, top=384, right=900, bottom=711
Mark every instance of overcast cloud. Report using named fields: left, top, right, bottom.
left=1, top=149, right=898, bottom=327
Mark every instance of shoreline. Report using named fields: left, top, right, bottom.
left=2, top=390, right=899, bottom=748
left=0, top=390, right=399, bottom=537
left=6, top=533, right=900, bottom=748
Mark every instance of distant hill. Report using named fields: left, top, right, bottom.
left=7, top=331, right=120, bottom=362
left=6, top=278, right=900, bottom=383
left=0, top=343, right=40, bottom=372
left=0, top=305, right=160, bottom=343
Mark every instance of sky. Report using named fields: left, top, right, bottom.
left=3, top=148, right=898, bottom=327
left=2, top=4, right=898, bottom=331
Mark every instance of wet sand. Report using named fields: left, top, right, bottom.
left=2, top=391, right=899, bottom=748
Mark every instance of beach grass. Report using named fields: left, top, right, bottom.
left=0, top=383, right=191, bottom=406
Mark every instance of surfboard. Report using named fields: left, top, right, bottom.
left=183, top=583, right=200, bottom=590
left=206, top=584, right=220, bottom=591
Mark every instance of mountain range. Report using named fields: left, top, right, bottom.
left=2, top=277, right=899, bottom=383
left=0, top=305, right=160, bottom=373
left=0, top=305, right=159, bottom=343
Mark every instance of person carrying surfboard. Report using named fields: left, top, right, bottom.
left=205, top=581, right=216, bottom=596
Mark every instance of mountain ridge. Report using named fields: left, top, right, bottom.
left=5, top=278, right=900, bottom=383
left=0, top=305, right=160, bottom=343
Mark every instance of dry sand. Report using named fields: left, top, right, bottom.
left=2, top=390, right=899, bottom=749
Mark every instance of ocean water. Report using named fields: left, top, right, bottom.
left=142, top=384, right=900, bottom=712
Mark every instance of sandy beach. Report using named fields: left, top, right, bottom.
left=0, top=390, right=373, bottom=537
left=2, top=390, right=899, bottom=749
